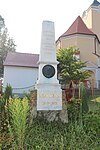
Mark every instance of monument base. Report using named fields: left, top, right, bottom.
left=30, top=90, right=68, bottom=123
left=35, top=83, right=62, bottom=111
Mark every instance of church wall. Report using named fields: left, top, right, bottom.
left=96, top=40, right=100, bottom=55
left=76, top=35, right=98, bottom=65
left=92, top=8, right=100, bottom=40
left=82, top=6, right=100, bottom=41
left=56, top=40, right=61, bottom=50
left=82, top=8, right=92, bottom=29
left=58, top=35, right=78, bottom=49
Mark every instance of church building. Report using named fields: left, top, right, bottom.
left=56, top=0, right=100, bottom=88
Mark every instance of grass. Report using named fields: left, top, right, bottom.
left=91, top=96, right=100, bottom=103
left=26, top=118, right=100, bottom=150
left=26, top=94, right=100, bottom=150
left=0, top=95, right=100, bottom=150
left=89, top=96, right=100, bottom=111
left=25, top=95, right=100, bottom=150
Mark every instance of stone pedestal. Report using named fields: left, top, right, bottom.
left=30, top=90, right=68, bottom=123
left=36, top=84, right=62, bottom=110
left=35, top=20, right=62, bottom=111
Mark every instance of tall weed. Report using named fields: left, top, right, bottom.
left=0, top=96, right=12, bottom=149
left=4, top=84, right=12, bottom=100
left=8, top=96, right=29, bottom=149
left=80, top=82, right=89, bottom=114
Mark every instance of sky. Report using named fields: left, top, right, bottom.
left=0, top=0, right=93, bottom=54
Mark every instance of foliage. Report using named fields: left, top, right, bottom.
left=57, top=47, right=90, bottom=84
left=0, top=95, right=12, bottom=149
left=0, top=96, right=6, bottom=133
left=66, top=98, right=82, bottom=124
left=0, top=15, right=16, bottom=76
left=8, top=96, right=29, bottom=149
left=26, top=116, right=99, bottom=150
left=4, top=83, right=12, bottom=100
left=0, top=93, right=100, bottom=149
left=66, top=82, right=89, bottom=123
left=23, top=91, right=31, bottom=100
left=83, top=108, right=100, bottom=134
left=80, top=82, right=89, bottom=114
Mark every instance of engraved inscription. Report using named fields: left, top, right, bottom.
left=38, top=92, right=62, bottom=98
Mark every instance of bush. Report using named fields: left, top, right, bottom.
left=66, top=97, right=81, bottom=123
left=0, top=95, right=30, bottom=150
left=0, top=95, right=12, bottom=149
left=80, top=82, right=89, bottom=114
left=4, top=84, right=12, bottom=100
left=8, top=96, right=29, bottom=149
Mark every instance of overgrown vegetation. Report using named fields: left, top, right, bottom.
left=80, top=82, right=89, bottom=114
left=26, top=114, right=100, bottom=150
left=57, top=47, right=90, bottom=84
left=0, top=15, right=16, bottom=76
left=8, top=96, right=29, bottom=149
left=0, top=84, right=100, bottom=149
left=4, top=83, right=12, bottom=100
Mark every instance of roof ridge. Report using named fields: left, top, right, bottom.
left=8, top=51, right=39, bottom=55
left=77, top=16, right=80, bottom=33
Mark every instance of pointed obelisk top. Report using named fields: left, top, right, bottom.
left=39, top=20, right=57, bottom=63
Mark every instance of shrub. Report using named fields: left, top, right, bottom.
left=66, top=97, right=81, bottom=124
left=79, top=82, right=89, bottom=114
left=0, top=95, right=12, bottom=149
left=4, top=84, right=12, bottom=100
left=8, top=96, right=29, bottom=149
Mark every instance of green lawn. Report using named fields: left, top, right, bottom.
left=89, top=96, right=100, bottom=111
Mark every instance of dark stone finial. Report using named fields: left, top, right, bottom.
left=91, top=0, right=100, bottom=6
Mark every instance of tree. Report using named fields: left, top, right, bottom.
left=0, top=15, right=16, bottom=77
left=57, top=47, right=90, bottom=84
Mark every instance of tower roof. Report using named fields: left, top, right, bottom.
left=60, top=16, right=95, bottom=38
left=91, top=0, right=100, bottom=6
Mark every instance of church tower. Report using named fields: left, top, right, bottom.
left=56, top=0, right=100, bottom=88
left=82, top=0, right=100, bottom=40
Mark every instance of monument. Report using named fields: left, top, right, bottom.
left=35, top=20, right=62, bottom=110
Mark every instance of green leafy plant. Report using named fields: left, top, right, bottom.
left=1, top=89, right=100, bottom=149
left=8, top=96, right=29, bottom=149
left=66, top=97, right=81, bottom=124
left=0, top=95, right=12, bottom=149
left=80, top=82, right=89, bottom=114
left=26, top=117, right=99, bottom=150
left=4, top=84, right=12, bottom=100
left=57, top=47, right=90, bottom=84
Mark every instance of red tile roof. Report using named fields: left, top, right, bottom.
left=61, top=16, right=95, bottom=37
left=4, top=52, right=39, bottom=68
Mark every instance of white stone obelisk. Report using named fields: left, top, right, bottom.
left=36, top=20, right=62, bottom=110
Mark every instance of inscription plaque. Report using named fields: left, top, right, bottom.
left=42, top=65, right=55, bottom=78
